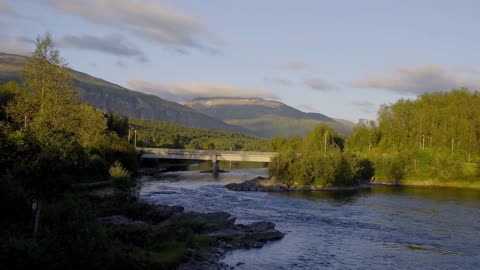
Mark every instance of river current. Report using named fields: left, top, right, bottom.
left=140, top=165, right=480, bottom=270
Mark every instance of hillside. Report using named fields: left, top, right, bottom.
left=0, top=53, right=248, bottom=133
left=131, top=118, right=267, bottom=151
left=186, top=98, right=352, bottom=138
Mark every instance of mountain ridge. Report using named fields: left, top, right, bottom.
left=0, top=52, right=251, bottom=134
left=186, top=97, right=352, bottom=138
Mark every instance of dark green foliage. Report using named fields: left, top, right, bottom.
left=357, top=159, right=375, bottom=181
left=107, top=112, right=129, bottom=137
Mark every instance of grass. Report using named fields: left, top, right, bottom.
left=373, top=177, right=480, bottom=189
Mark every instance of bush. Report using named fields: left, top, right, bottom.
left=357, top=158, right=375, bottom=181
left=109, top=161, right=130, bottom=180
left=109, top=161, right=139, bottom=203
left=387, top=158, right=405, bottom=184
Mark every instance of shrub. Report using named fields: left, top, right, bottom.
left=387, top=158, right=405, bottom=184
left=109, top=161, right=139, bottom=203
left=109, top=161, right=130, bottom=180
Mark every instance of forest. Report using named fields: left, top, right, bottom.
left=347, top=89, right=480, bottom=186
left=269, top=89, right=480, bottom=188
left=130, top=118, right=268, bottom=151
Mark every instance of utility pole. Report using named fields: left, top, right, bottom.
left=134, top=129, right=137, bottom=148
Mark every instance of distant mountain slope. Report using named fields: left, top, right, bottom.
left=0, top=53, right=248, bottom=133
left=186, top=98, right=352, bottom=138
left=334, top=118, right=356, bottom=128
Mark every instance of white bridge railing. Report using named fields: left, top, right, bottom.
left=138, top=147, right=277, bottom=163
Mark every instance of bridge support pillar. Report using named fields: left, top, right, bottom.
left=212, top=155, right=219, bottom=177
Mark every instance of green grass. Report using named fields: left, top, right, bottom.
left=373, top=177, right=480, bottom=189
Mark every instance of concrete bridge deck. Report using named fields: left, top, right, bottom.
left=138, top=147, right=277, bottom=163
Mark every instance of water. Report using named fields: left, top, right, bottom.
left=140, top=166, right=480, bottom=270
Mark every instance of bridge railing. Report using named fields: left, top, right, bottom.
left=137, top=147, right=278, bottom=156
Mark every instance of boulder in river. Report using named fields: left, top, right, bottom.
left=226, top=176, right=289, bottom=192
left=97, top=215, right=148, bottom=227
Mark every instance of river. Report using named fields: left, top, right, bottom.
left=139, top=164, right=480, bottom=270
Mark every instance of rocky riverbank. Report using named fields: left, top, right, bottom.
left=97, top=203, right=284, bottom=269
left=226, top=176, right=373, bottom=192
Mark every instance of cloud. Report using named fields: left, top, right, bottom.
left=0, top=33, right=32, bottom=55
left=51, top=0, right=219, bottom=53
left=273, top=60, right=308, bottom=71
left=304, top=76, right=336, bottom=91
left=352, top=100, right=376, bottom=114
left=127, top=79, right=278, bottom=102
left=264, top=77, right=294, bottom=86
left=353, top=64, right=480, bottom=94
left=59, top=34, right=146, bottom=60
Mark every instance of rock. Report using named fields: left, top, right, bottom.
left=189, top=211, right=236, bottom=232
left=97, top=215, right=148, bottom=227
left=150, top=204, right=184, bottom=224
left=248, top=221, right=276, bottom=232
left=226, top=177, right=289, bottom=192
left=210, top=220, right=284, bottom=250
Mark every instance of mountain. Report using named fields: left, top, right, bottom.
left=334, top=118, right=356, bottom=129
left=185, top=97, right=352, bottom=138
left=0, top=53, right=248, bottom=133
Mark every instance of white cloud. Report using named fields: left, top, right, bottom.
left=51, top=0, right=219, bottom=53
left=353, top=64, right=480, bottom=94
left=128, top=79, right=278, bottom=102
left=273, top=60, right=308, bottom=71
left=304, top=76, right=336, bottom=91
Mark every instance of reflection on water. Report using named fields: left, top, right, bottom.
left=139, top=164, right=480, bottom=270
left=151, top=160, right=269, bottom=172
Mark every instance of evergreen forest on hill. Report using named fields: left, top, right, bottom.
left=130, top=119, right=267, bottom=151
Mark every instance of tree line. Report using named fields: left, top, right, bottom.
left=269, top=89, right=480, bottom=187
left=347, top=89, right=480, bottom=184
left=0, top=35, right=138, bottom=184
left=130, top=118, right=268, bottom=151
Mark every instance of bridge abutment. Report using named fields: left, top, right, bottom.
left=212, top=155, right=219, bottom=177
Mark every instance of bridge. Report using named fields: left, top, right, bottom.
left=138, top=148, right=277, bottom=175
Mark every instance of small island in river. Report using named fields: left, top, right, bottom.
left=226, top=176, right=373, bottom=192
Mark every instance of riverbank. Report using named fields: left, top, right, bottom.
left=371, top=178, right=480, bottom=189
left=226, top=176, right=480, bottom=192
left=226, top=176, right=373, bottom=192
left=93, top=195, right=284, bottom=270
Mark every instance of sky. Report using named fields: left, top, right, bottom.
left=2, top=0, right=480, bottom=122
